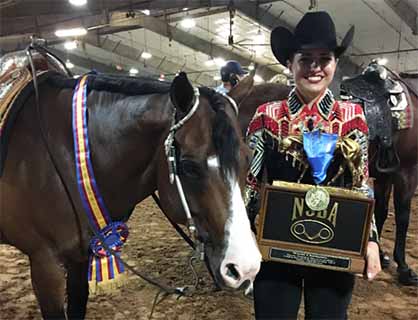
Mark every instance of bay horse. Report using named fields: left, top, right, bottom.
left=341, top=63, right=418, bottom=286
left=0, top=56, right=261, bottom=318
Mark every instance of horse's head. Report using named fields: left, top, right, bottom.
left=156, top=72, right=261, bottom=290
left=341, top=62, right=400, bottom=172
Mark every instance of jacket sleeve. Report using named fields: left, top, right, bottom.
left=345, top=103, right=379, bottom=243
left=244, top=114, right=267, bottom=225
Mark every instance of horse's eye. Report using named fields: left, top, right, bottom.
left=180, top=160, right=202, bottom=179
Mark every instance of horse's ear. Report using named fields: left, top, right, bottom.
left=228, top=74, right=254, bottom=106
left=170, top=72, right=195, bottom=113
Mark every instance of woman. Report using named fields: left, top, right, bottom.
left=245, top=11, right=381, bottom=319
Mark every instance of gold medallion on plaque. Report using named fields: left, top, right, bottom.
left=305, top=186, right=330, bottom=211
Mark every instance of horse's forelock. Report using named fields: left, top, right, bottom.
left=199, top=87, right=240, bottom=181
left=213, top=109, right=240, bottom=180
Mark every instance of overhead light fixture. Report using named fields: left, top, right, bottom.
left=129, top=68, right=139, bottom=75
left=141, top=9, right=150, bottom=15
left=181, top=18, right=196, bottom=29
left=183, top=7, right=188, bottom=11
left=217, top=31, right=230, bottom=39
left=64, top=40, right=78, bottom=50
left=254, top=74, right=264, bottom=83
left=65, top=59, right=74, bottom=69
left=215, top=18, right=227, bottom=25
left=141, top=51, right=152, bottom=59
left=216, top=26, right=228, bottom=33
left=205, top=59, right=215, bottom=67
left=377, top=57, right=388, bottom=65
left=213, top=75, right=221, bottom=81
left=55, top=27, right=87, bottom=38
left=253, top=29, right=265, bottom=44
left=69, top=0, right=87, bottom=6
left=214, top=57, right=226, bottom=67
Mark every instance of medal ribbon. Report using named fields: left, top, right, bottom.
left=72, top=75, right=128, bottom=293
left=303, top=130, right=338, bottom=184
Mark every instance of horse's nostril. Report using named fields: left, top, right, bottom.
left=225, top=263, right=241, bottom=281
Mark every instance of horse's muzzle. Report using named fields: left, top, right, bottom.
left=219, top=255, right=261, bottom=289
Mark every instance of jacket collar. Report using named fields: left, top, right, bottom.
left=287, top=87, right=335, bottom=119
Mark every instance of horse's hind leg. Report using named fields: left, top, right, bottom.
left=393, top=165, right=418, bottom=286
left=373, top=176, right=392, bottom=268
left=66, top=260, right=89, bottom=319
left=29, top=251, right=66, bottom=319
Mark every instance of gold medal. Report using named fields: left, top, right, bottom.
left=305, top=186, right=330, bottom=211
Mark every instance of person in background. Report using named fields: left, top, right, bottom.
left=215, top=60, right=247, bottom=94
left=245, top=11, right=381, bottom=319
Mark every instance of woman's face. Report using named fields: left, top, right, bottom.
left=288, top=48, right=337, bottom=102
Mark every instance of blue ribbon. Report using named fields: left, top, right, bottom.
left=303, top=131, right=338, bottom=184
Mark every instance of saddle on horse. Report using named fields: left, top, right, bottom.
left=0, top=48, right=69, bottom=176
left=341, top=63, right=415, bottom=173
left=0, top=52, right=34, bottom=134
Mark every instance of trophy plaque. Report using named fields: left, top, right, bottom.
left=256, top=180, right=375, bottom=273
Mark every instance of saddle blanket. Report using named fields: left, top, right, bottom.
left=390, top=81, right=413, bottom=130
left=0, top=51, right=47, bottom=176
left=0, top=68, right=32, bottom=136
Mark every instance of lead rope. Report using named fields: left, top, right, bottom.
left=149, top=90, right=240, bottom=317
left=149, top=88, right=206, bottom=319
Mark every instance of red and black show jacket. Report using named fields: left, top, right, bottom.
left=245, top=88, right=378, bottom=242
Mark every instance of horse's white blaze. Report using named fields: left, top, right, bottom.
left=207, top=155, right=220, bottom=169
left=221, top=177, right=261, bottom=288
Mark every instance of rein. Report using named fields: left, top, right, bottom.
left=164, top=87, right=201, bottom=237
left=160, top=87, right=240, bottom=260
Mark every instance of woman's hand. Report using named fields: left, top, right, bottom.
left=365, top=241, right=381, bottom=280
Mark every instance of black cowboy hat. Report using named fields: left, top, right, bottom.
left=271, top=11, right=355, bottom=66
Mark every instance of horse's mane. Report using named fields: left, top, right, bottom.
left=46, top=71, right=171, bottom=95
left=46, top=72, right=239, bottom=179
left=199, top=87, right=240, bottom=180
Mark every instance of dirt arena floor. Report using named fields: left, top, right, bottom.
left=1, top=192, right=417, bottom=320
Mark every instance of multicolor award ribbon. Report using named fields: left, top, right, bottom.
left=72, top=75, right=129, bottom=293
left=303, top=130, right=338, bottom=211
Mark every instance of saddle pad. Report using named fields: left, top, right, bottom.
left=0, top=68, right=32, bottom=134
left=392, top=82, right=414, bottom=130
left=0, top=70, right=50, bottom=177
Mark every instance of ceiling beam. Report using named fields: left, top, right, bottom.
left=107, top=12, right=277, bottom=79
left=234, top=0, right=293, bottom=31
left=0, top=0, right=274, bottom=19
left=48, top=47, right=127, bottom=75
left=0, top=0, right=146, bottom=18
left=384, top=0, right=418, bottom=35
left=0, top=1, right=280, bottom=80
left=79, top=33, right=215, bottom=85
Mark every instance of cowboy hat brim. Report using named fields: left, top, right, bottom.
left=271, top=25, right=355, bottom=65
